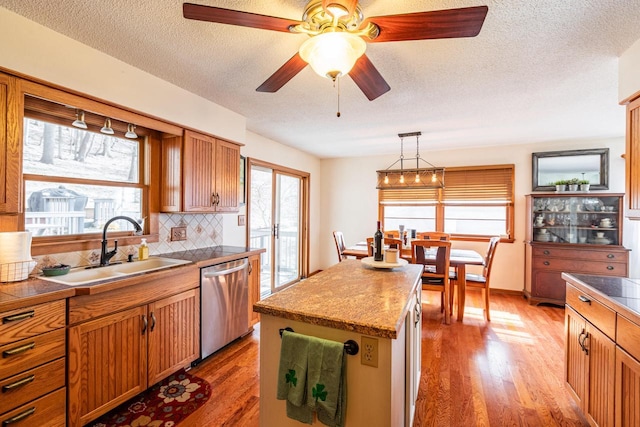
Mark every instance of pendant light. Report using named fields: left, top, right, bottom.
left=125, top=124, right=138, bottom=139
left=72, top=110, right=87, bottom=129
left=100, top=118, right=114, bottom=135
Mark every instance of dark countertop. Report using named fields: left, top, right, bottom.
left=254, top=259, right=423, bottom=339
left=0, top=246, right=264, bottom=311
left=562, top=273, right=640, bottom=323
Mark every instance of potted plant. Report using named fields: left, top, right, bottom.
left=568, top=178, right=580, bottom=192
left=554, top=179, right=567, bottom=192
left=578, top=179, right=590, bottom=192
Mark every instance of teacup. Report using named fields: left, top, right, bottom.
left=539, top=229, right=547, bottom=234
left=600, top=219, right=612, bottom=227
left=596, top=232, right=605, bottom=238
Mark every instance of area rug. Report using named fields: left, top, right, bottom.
left=89, top=369, right=211, bottom=427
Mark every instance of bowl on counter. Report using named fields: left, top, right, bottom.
left=41, top=264, right=71, bottom=276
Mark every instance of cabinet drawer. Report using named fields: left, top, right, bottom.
left=566, top=284, right=616, bottom=339
left=0, top=329, right=65, bottom=380
left=0, top=300, right=65, bottom=346
left=533, top=257, right=626, bottom=275
left=617, top=314, right=640, bottom=361
left=0, top=387, right=65, bottom=427
left=533, top=246, right=627, bottom=262
left=0, top=358, right=65, bottom=414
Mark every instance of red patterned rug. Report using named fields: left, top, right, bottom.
left=89, top=369, right=211, bottom=427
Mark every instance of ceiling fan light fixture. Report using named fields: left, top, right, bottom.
left=325, top=3, right=348, bottom=18
left=299, top=32, right=366, bottom=80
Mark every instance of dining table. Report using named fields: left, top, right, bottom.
left=345, top=242, right=484, bottom=322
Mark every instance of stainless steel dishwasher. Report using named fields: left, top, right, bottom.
left=201, top=258, right=249, bottom=359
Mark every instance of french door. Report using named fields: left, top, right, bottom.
left=247, top=159, right=308, bottom=296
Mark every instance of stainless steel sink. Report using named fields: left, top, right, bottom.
left=40, top=257, right=192, bottom=286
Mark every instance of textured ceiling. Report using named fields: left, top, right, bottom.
left=2, top=0, right=640, bottom=159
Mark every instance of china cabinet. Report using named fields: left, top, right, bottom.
left=524, top=193, right=629, bottom=305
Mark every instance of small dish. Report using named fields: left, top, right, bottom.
left=42, top=264, right=71, bottom=276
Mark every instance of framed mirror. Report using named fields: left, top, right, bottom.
left=532, top=148, right=609, bottom=191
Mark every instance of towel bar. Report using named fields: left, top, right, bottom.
left=279, top=327, right=359, bottom=356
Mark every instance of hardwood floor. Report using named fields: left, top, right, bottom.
left=182, top=291, right=588, bottom=426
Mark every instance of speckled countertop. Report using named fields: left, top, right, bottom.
left=254, top=259, right=423, bottom=339
left=158, top=245, right=265, bottom=267
left=562, top=273, right=640, bottom=323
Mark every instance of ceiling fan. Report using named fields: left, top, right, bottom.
left=183, top=1, right=488, bottom=101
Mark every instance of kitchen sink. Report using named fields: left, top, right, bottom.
left=39, top=257, right=192, bottom=286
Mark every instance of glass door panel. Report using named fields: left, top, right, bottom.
left=275, top=173, right=300, bottom=289
left=249, top=166, right=272, bottom=296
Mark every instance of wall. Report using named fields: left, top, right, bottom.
left=619, top=37, right=640, bottom=102
left=320, top=137, right=635, bottom=292
left=0, top=7, right=323, bottom=273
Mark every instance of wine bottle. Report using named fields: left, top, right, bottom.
left=374, top=221, right=383, bottom=261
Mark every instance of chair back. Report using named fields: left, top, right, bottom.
left=482, top=236, right=501, bottom=279
left=411, top=239, right=451, bottom=280
left=333, top=231, right=346, bottom=262
left=416, top=231, right=450, bottom=241
left=384, top=230, right=400, bottom=239
left=366, top=237, right=403, bottom=256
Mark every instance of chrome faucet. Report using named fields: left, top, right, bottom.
left=100, top=216, right=143, bottom=267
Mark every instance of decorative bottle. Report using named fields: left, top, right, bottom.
left=374, top=221, right=383, bottom=261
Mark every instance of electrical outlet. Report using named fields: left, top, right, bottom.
left=361, top=336, right=378, bottom=368
left=171, top=226, right=187, bottom=241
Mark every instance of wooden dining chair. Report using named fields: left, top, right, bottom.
left=411, top=239, right=452, bottom=323
left=333, top=231, right=347, bottom=263
left=366, top=237, right=403, bottom=256
left=450, top=236, right=500, bottom=321
left=384, top=230, right=400, bottom=239
left=416, top=231, right=450, bottom=241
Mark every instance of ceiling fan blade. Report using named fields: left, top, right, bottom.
left=256, top=53, right=308, bottom=93
left=349, top=54, right=390, bottom=101
left=364, top=6, right=488, bottom=43
left=183, top=3, right=302, bottom=33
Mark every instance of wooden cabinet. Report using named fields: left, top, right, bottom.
left=625, top=95, right=640, bottom=219
left=161, top=129, right=240, bottom=213
left=67, top=266, right=200, bottom=427
left=525, top=193, right=629, bottom=305
left=0, top=300, right=66, bottom=426
left=615, top=314, right=640, bottom=426
left=248, top=254, right=261, bottom=327
left=0, top=72, right=21, bottom=214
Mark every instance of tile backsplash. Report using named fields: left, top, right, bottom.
left=33, top=213, right=222, bottom=270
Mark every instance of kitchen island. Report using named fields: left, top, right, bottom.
left=254, top=259, right=423, bottom=427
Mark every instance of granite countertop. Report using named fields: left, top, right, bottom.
left=562, top=273, right=640, bottom=322
left=158, top=245, right=265, bottom=267
left=254, top=259, right=423, bottom=339
left=0, top=278, right=75, bottom=312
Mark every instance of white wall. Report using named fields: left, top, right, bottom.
left=620, top=37, right=640, bottom=102
left=0, top=7, right=323, bottom=273
left=320, top=137, right=635, bottom=292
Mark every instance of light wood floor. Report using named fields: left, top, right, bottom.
left=182, top=291, right=588, bottom=426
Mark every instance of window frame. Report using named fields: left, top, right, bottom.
left=17, top=79, right=182, bottom=256
left=378, top=165, right=515, bottom=242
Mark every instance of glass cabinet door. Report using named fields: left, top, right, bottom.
left=532, top=195, right=620, bottom=245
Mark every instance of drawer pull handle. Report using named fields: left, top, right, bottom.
left=607, top=254, right=614, bottom=259
left=2, top=342, right=35, bottom=358
left=543, top=250, right=550, bottom=255
left=2, top=374, right=35, bottom=392
left=543, top=261, right=550, bottom=266
left=578, top=295, right=591, bottom=305
left=2, top=311, right=35, bottom=324
left=607, top=266, right=614, bottom=270
left=2, top=407, right=35, bottom=425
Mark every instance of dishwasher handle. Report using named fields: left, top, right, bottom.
left=203, top=259, right=248, bottom=278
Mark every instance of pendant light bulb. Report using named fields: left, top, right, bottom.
left=384, top=174, right=389, bottom=184
left=415, top=172, right=420, bottom=183
left=432, top=172, right=437, bottom=183
left=399, top=174, right=405, bottom=184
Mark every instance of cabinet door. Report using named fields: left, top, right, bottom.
left=214, top=139, right=240, bottom=212
left=183, top=130, right=216, bottom=212
left=626, top=96, right=640, bottom=219
left=565, top=306, right=587, bottom=408
left=0, top=72, right=20, bottom=214
left=248, top=254, right=261, bottom=327
left=67, top=306, right=147, bottom=427
left=147, top=289, right=200, bottom=384
left=160, top=134, right=183, bottom=212
left=584, top=322, right=615, bottom=427
left=615, top=346, right=640, bottom=427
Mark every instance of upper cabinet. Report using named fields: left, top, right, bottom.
left=161, top=130, right=240, bottom=213
left=626, top=96, right=640, bottom=219
left=0, top=72, right=21, bottom=214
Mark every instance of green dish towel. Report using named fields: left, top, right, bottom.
left=277, top=330, right=313, bottom=424
left=307, top=337, right=346, bottom=427
left=277, top=330, right=346, bottom=426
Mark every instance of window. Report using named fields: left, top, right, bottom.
left=23, top=96, right=147, bottom=238
left=379, top=165, right=514, bottom=239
